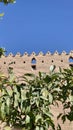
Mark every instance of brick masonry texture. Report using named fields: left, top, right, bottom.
left=0, top=51, right=73, bottom=130
left=0, top=51, right=73, bottom=77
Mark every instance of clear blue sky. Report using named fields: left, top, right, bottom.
left=0, top=0, right=73, bottom=54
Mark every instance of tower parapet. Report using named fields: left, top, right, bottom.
left=0, top=51, right=73, bottom=76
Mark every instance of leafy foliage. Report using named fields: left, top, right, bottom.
left=0, top=0, right=16, bottom=17
left=56, top=67, right=73, bottom=122
left=0, top=62, right=73, bottom=129
left=0, top=48, right=6, bottom=57
left=0, top=71, right=58, bottom=130
left=0, top=0, right=15, bottom=4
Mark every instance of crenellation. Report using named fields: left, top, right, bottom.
left=0, top=51, right=72, bottom=130
left=7, top=53, right=12, bottom=57
left=53, top=50, right=59, bottom=55
left=46, top=51, right=51, bottom=55
left=38, top=51, right=44, bottom=56
left=23, top=52, right=29, bottom=56
left=0, top=51, right=73, bottom=76
left=31, top=52, right=36, bottom=56
left=61, top=51, right=67, bottom=55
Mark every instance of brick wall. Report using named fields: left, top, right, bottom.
left=0, top=51, right=73, bottom=130
left=0, top=51, right=73, bottom=77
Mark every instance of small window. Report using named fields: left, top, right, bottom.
left=69, top=64, right=73, bottom=67
left=4, top=62, right=6, bottom=64
left=31, top=58, right=36, bottom=64
left=42, top=60, right=44, bottom=63
left=69, top=57, right=73, bottom=63
left=23, top=61, right=26, bottom=63
left=31, top=65, right=36, bottom=70
left=69, top=57, right=73, bottom=67
left=51, top=60, right=54, bottom=63
left=61, top=60, right=63, bottom=62
left=31, top=58, right=36, bottom=70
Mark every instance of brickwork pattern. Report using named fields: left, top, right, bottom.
left=0, top=51, right=73, bottom=77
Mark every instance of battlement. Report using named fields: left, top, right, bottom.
left=0, top=51, right=73, bottom=77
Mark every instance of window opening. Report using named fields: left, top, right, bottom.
left=31, top=58, right=36, bottom=70
left=69, top=57, right=73, bottom=63
left=42, top=60, right=44, bottom=63
left=31, top=58, right=36, bottom=64
left=4, top=62, right=6, bottom=64
left=61, top=60, right=63, bottom=62
left=69, top=57, right=73, bottom=67
left=31, top=65, right=36, bottom=70
left=51, top=60, right=54, bottom=63
left=23, top=61, right=26, bottom=63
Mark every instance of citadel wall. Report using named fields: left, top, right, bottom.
left=0, top=51, right=73, bottom=130
left=0, top=51, right=73, bottom=77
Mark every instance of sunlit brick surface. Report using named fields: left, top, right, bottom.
left=0, top=51, right=73, bottom=130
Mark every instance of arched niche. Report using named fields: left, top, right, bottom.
left=31, top=58, right=36, bottom=70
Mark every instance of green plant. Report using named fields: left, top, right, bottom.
left=0, top=48, right=6, bottom=57
left=0, top=0, right=16, bottom=4
left=0, top=0, right=16, bottom=17
left=0, top=69, right=62, bottom=130
left=57, top=67, right=73, bottom=123
left=0, top=66, right=73, bottom=130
